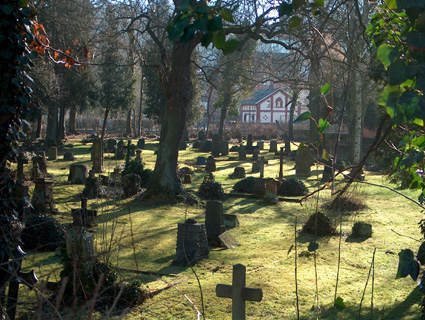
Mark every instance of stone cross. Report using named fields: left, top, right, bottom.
left=216, top=264, right=262, bottom=320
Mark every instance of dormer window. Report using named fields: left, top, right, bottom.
left=276, top=99, right=283, bottom=108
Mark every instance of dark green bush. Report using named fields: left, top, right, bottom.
left=122, top=159, right=144, bottom=177
left=279, top=178, right=308, bottom=196
left=233, top=177, right=256, bottom=193
left=119, top=279, right=149, bottom=306
left=140, top=169, right=153, bottom=188
left=21, top=214, right=66, bottom=251
left=198, top=176, right=225, bottom=200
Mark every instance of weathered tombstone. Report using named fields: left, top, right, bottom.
left=201, top=140, right=212, bottom=152
left=212, top=134, right=221, bottom=157
left=183, top=174, right=192, bottom=184
left=116, top=146, right=125, bottom=160
left=220, top=140, right=229, bottom=156
left=257, top=140, right=264, bottom=150
left=352, top=222, right=372, bottom=238
left=252, top=149, right=260, bottom=160
left=68, top=164, right=88, bottom=184
left=63, top=151, right=75, bottom=161
left=206, top=156, right=216, bottom=172
left=321, top=159, right=333, bottom=182
left=264, top=178, right=278, bottom=204
left=216, top=264, right=263, bottom=320
left=173, top=219, right=209, bottom=266
left=135, top=149, right=142, bottom=162
left=71, top=198, right=97, bottom=228
left=136, top=138, right=145, bottom=149
left=198, top=130, right=206, bottom=141
left=197, top=156, right=206, bottom=165
left=296, top=146, right=312, bottom=176
left=126, top=140, right=136, bottom=157
left=65, top=227, right=94, bottom=279
left=238, top=146, right=247, bottom=161
left=106, top=138, right=117, bottom=153
left=218, top=231, right=239, bottom=249
left=31, top=178, right=58, bottom=214
left=117, top=139, right=125, bottom=150
left=252, top=178, right=266, bottom=197
left=269, top=140, right=278, bottom=153
left=252, top=162, right=260, bottom=173
left=247, top=134, right=253, bottom=149
left=223, top=213, right=239, bottom=229
left=230, top=167, right=246, bottom=179
left=205, top=200, right=226, bottom=246
left=259, top=157, right=265, bottom=178
left=91, top=138, right=103, bottom=173
left=17, top=153, right=28, bottom=181
left=48, top=146, right=57, bottom=161
left=30, top=156, right=47, bottom=180
left=266, top=131, right=272, bottom=140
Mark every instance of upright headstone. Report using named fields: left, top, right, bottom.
left=116, top=145, right=125, bottom=160
left=257, top=141, right=264, bottom=150
left=136, top=138, right=145, bottom=149
left=252, top=149, right=260, bottom=160
left=196, top=156, right=206, bottom=165
left=198, top=130, right=206, bottom=141
left=31, top=178, right=57, bottom=214
left=264, top=178, right=278, bottom=204
left=252, top=162, right=260, bottom=173
left=91, top=138, right=103, bottom=173
left=48, top=146, right=57, bottom=161
left=201, top=140, right=212, bottom=152
left=206, top=156, right=216, bottom=172
left=238, top=146, right=247, bottom=161
left=135, top=149, right=142, bottom=162
left=269, top=140, right=278, bottom=153
left=220, top=140, right=229, bottom=156
left=216, top=264, right=263, bottom=320
left=71, top=198, right=97, bottom=228
left=230, top=167, right=246, bottom=179
left=106, top=138, right=117, bottom=153
left=247, top=134, right=253, bottom=149
left=63, top=151, right=75, bottom=161
left=205, top=200, right=226, bottom=246
left=321, top=159, right=333, bottom=182
left=252, top=178, right=266, bottom=197
left=296, top=146, right=312, bottom=176
left=183, top=174, right=192, bottom=184
left=31, top=156, right=48, bottom=180
left=173, top=219, right=209, bottom=266
left=212, top=134, right=221, bottom=157
left=68, top=164, right=88, bottom=184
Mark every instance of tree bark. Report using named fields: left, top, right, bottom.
left=36, top=108, right=42, bottom=139
left=101, top=108, right=109, bottom=142
left=69, top=106, right=77, bottom=134
left=288, top=90, right=299, bottom=141
left=45, top=104, right=58, bottom=147
left=126, top=108, right=132, bottom=136
left=144, top=40, right=196, bottom=200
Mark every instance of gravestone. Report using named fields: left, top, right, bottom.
left=279, top=147, right=284, bottom=180
left=252, top=178, right=266, bottom=197
left=218, top=231, right=239, bottom=249
left=66, top=227, right=94, bottom=278
left=196, top=156, right=206, bottom=165
left=117, top=139, right=125, bottom=150
left=296, top=146, right=312, bottom=176
left=269, top=140, right=278, bottom=153
left=264, top=178, right=278, bottom=204
left=135, top=149, right=142, bottom=162
left=216, top=264, right=263, bottom=320
left=71, top=198, right=97, bottom=228
left=198, top=130, right=206, bottom=141
left=68, top=164, right=88, bottom=184
left=230, top=167, right=246, bottom=179
left=321, top=159, right=333, bottom=182
left=257, top=141, right=264, bottom=150
left=230, top=145, right=240, bottom=152
left=205, top=200, right=226, bottom=246
left=238, top=146, right=247, bottom=161
left=136, top=138, right=145, bottom=149
left=17, top=153, right=28, bottom=181
left=173, top=219, right=209, bottom=266
left=63, top=151, right=75, bottom=161
left=30, top=156, right=48, bottom=180
left=116, top=145, right=125, bottom=160
left=221, top=140, right=229, bottom=156
left=206, top=156, right=216, bottom=172
left=91, top=138, right=103, bottom=173
left=14, top=181, right=31, bottom=220
left=106, top=138, right=117, bottom=153
left=31, top=178, right=58, bottom=214
left=48, top=146, right=57, bottom=161
left=252, top=149, right=260, bottom=160
left=259, top=157, right=265, bottom=178
left=212, top=134, right=221, bottom=157
left=183, top=174, right=192, bottom=184
left=126, top=140, right=136, bottom=157
left=201, top=140, right=212, bottom=152
left=252, top=162, right=260, bottom=173
left=352, top=222, right=372, bottom=238
left=223, top=213, right=239, bottom=229
left=247, top=134, right=253, bottom=149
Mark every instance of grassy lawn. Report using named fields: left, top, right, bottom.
left=17, top=137, right=424, bottom=319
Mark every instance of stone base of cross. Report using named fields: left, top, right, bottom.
left=216, top=264, right=263, bottom=320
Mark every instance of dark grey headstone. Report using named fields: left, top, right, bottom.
left=197, top=156, right=206, bottom=165
left=137, top=138, right=145, bottom=149
left=257, top=141, right=264, bottom=150
left=206, top=156, right=216, bottom=172
left=68, top=164, right=88, bottom=184
left=48, top=146, right=57, bottom=160
left=238, top=146, right=247, bottom=160
left=218, top=231, right=238, bottom=249
left=247, top=134, right=253, bottom=148
left=223, top=213, right=239, bottom=229
left=205, top=200, right=226, bottom=246
left=220, top=140, right=229, bottom=156
left=252, top=149, right=260, bottom=160
left=63, top=151, right=75, bottom=161
left=212, top=134, right=221, bottom=157
left=296, top=146, right=312, bottom=176
left=269, top=140, right=278, bottom=153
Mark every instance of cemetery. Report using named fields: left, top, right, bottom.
left=7, top=133, right=424, bottom=319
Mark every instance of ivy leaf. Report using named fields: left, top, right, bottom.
left=312, top=0, right=325, bottom=8
left=221, top=8, right=234, bottom=23
left=377, top=44, right=398, bottom=69
left=334, top=297, right=347, bottom=309
left=222, top=39, right=240, bottom=55
left=388, top=61, right=407, bottom=85
left=294, top=111, right=311, bottom=123
left=377, top=85, right=404, bottom=109
left=322, top=149, right=329, bottom=161
left=207, top=16, right=223, bottom=32
left=396, top=249, right=420, bottom=280
left=386, top=0, right=398, bottom=9
left=308, top=241, right=319, bottom=252
left=406, top=31, right=425, bottom=50
left=213, top=31, right=226, bottom=49
left=289, top=16, right=303, bottom=30
left=320, top=83, right=331, bottom=95
left=317, top=118, right=330, bottom=134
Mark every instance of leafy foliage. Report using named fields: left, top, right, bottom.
left=233, top=177, right=256, bottom=194
left=278, top=178, right=308, bottom=196
left=198, top=175, right=225, bottom=200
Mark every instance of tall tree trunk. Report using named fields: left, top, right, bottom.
left=58, top=103, right=66, bottom=143
left=126, top=108, right=132, bottom=136
left=137, top=76, right=144, bottom=137
left=69, top=106, right=77, bottom=134
left=218, top=106, right=228, bottom=139
left=36, top=107, right=42, bottom=139
left=144, top=40, right=195, bottom=200
left=45, top=104, right=58, bottom=147
left=288, top=90, right=299, bottom=141
left=101, top=108, right=109, bottom=142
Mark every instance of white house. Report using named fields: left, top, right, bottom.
left=239, top=86, right=308, bottom=124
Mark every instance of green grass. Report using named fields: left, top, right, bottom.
left=17, top=138, right=425, bottom=319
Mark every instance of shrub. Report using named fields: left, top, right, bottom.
left=122, top=159, right=144, bottom=177
left=198, top=176, right=225, bottom=200
left=301, top=212, right=336, bottom=236
left=233, top=177, right=256, bottom=193
left=140, top=169, right=154, bottom=189
left=279, top=178, right=308, bottom=196
left=21, top=214, right=66, bottom=251
left=119, top=279, right=150, bottom=306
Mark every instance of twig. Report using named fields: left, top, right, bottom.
left=359, top=248, right=376, bottom=319
left=390, top=229, right=421, bottom=242
left=104, top=283, right=125, bottom=319
left=87, top=273, right=104, bottom=320
left=116, top=267, right=179, bottom=277
left=333, top=208, right=343, bottom=319
left=295, top=215, right=300, bottom=320
left=54, top=276, right=68, bottom=311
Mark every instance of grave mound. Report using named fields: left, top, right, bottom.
left=233, top=177, right=256, bottom=194
left=278, top=178, right=308, bottom=196
left=301, top=212, right=336, bottom=237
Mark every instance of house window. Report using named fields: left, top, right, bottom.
left=276, top=99, right=283, bottom=108
left=266, top=99, right=271, bottom=108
